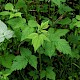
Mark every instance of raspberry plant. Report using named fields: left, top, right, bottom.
left=0, top=0, right=80, bottom=80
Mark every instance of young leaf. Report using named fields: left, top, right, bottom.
left=5, top=3, right=14, bottom=10
left=27, top=33, right=49, bottom=51
left=9, top=12, right=22, bottom=18
left=41, top=20, right=49, bottom=29
left=29, top=55, right=37, bottom=69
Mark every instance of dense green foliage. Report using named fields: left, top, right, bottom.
left=0, top=0, right=80, bottom=80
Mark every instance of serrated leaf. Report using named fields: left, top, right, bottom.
left=43, top=41, right=56, bottom=58
left=5, top=3, right=14, bottom=10
left=52, top=0, right=61, bottom=7
left=43, top=28, right=71, bottom=57
left=40, top=70, right=46, bottom=79
left=29, top=55, right=37, bottom=69
left=27, top=33, right=49, bottom=51
left=58, top=4, right=73, bottom=14
left=20, top=47, right=32, bottom=57
left=11, top=56, right=28, bottom=71
left=54, top=29, right=69, bottom=38
left=21, top=27, right=34, bottom=41
left=55, top=39, right=71, bottom=54
left=46, top=67, right=56, bottom=80
left=70, top=50, right=80, bottom=59
left=29, top=71, right=38, bottom=80
left=58, top=17, right=71, bottom=25
left=31, top=34, right=41, bottom=51
left=41, top=20, right=49, bottom=29
left=7, top=18, right=26, bottom=29
left=15, top=0, right=26, bottom=9
left=1, top=54, right=15, bottom=68
left=28, top=20, right=38, bottom=27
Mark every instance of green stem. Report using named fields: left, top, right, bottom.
left=39, top=53, right=42, bottom=80
left=72, top=63, right=80, bottom=69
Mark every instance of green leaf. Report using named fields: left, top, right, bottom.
left=0, top=54, right=15, bottom=68
left=54, top=29, right=69, bottom=38
left=74, top=21, right=80, bottom=27
left=7, top=18, right=26, bottom=29
left=29, top=55, right=37, bottom=69
left=5, top=3, right=14, bottom=10
left=69, top=18, right=77, bottom=29
left=11, top=56, right=28, bottom=71
left=29, top=33, right=41, bottom=51
left=43, top=28, right=71, bottom=57
left=20, top=47, right=32, bottom=58
left=52, top=0, right=65, bottom=7
left=41, top=20, right=49, bottom=29
left=55, top=39, right=71, bottom=54
left=40, top=70, right=46, bottom=79
left=0, top=11, right=11, bottom=16
left=76, top=15, right=80, bottom=20
left=15, top=0, right=26, bottom=9
left=21, top=27, right=34, bottom=41
left=46, top=67, right=56, bottom=80
left=28, top=20, right=38, bottom=27
left=12, top=48, right=32, bottom=71
left=52, top=0, right=61, bottom=7
left=27, top=33, right=49, bottom=51
left=58, top=4, right=73, bottom=14
left=43, top=41, right=56, bottom=58
left=58, top=17, right=71, bottom=25
left=9, top=12, right=22, bottom=18
left=29, top=71, right=38, bottom=80
left=69, top=49, right=80, bottom=59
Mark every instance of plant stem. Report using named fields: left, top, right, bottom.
left=39, top=53, right=42, bottom=80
